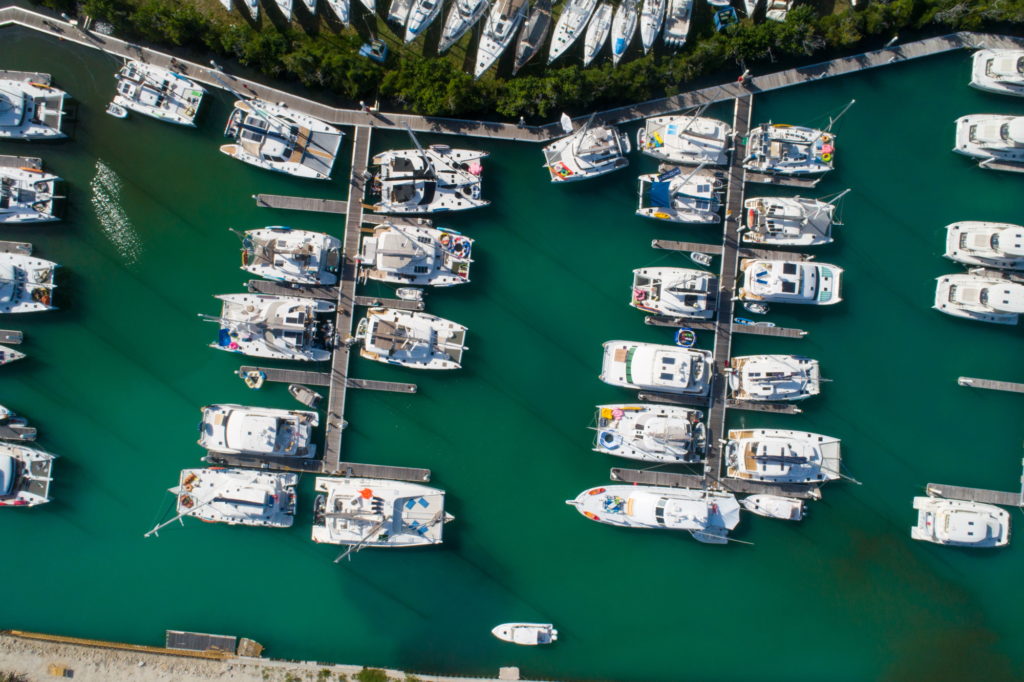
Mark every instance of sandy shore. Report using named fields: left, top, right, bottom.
left=0, top=633, right=519, bottom=682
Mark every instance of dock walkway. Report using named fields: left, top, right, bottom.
left=957, top=377, right=1024, bottom=394
left=609, top=468, right=821, bottom=499
left=0, top=154, right=42, bottom=170
left=926, top=483, right=1022, bottom=507
left=254, top=194, right=347, bottom=214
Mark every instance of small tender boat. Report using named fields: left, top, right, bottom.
left=638, top=0, right=666, bottom=54
left=110, top=60, right=206, bottom=126
left=601, top=340, right=712, bottom=396
left=741, top=495, right=804, bottom=521
left=582, top=2, right=614, bottom=67
left=0, top=76, right=68, bottom=140
left=356, top=307, right=468, bottom=370
left=743, top=302, right=769, bottom=314
left=513, top=0, right=554, bottom=74
left=439, top=0, right=489, bottom=53
left=0, top=167, right=62, bottom=224
left=239, top=369, right=266, bottom=389
left=744, top=124, right=835, bottom=176
left=492, top=623, right=558, bottom=645
left=547, top=0, right=599, bottom=63
left=662, top=0, right=693, bottom=48
left=638, top=115, right=732, bottom=166
left=474, top=0, right=529, bottom=78
left=543, top=120, right=630, bottom=182
left=610, top=0, right=639, bottom=66
left=396, top=287, right=424, bottom=301
left=0, top=344, right=25, bottom=366
left=943, top=221, right=1024, bottom=270
left=728, top=355, right=821, bottom=402
left=933, top=273, right=1024, bottom=325
left=105, top=102, right=128, bottom=118
left=911, top=496, right=1010, bottom=548
left=970, top=49, right=1024, bottom=97
left=737, top=258, right=844, bottom=305
left=199, top=404, right=319, bottom=458
left=0, top=443, right=56, bottom=507
left=690, top=252, right=713, bottom=266
left=289, top=383, right=323, bottom=408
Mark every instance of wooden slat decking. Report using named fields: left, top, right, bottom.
left=643, top=316, right=716, bottom=331
left=0, top=154, right=42, bottom=170
left=0, top=330, right=23, bottom=344
left=733, top=324, right=808, bottom=339
left=353, top=295, right=425, bottom=311
left=957, top=377, right=1024, bottom=394
left=926, top=484, right=1022, bottom=507
left=246, top=279, right=338, bottom=300
left=238, top=365, right=331, bottom=387
left=636, top=391, right=710, bottom=408
left=738, top=247, right=814, bottom=262
left=651, top=239, right=723, bottom=255
left=609, top=468, right=706, bottom=489
left=745, top=172, right=822, bottom=188
left=726, top=400, right=802, bottom=414
left=254, top=194, right=347, bottom=214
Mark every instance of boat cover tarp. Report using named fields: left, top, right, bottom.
left=649, top=181, right=671, bottom=207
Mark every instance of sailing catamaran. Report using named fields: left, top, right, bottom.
left=548, top=0, right=599, bottom=63
left=205, top=294, right=336, bottom=361
left=370, top=143, right=488, bottom=213
left=728, top=354, right=821, bottom=402
left=741, top=192, right=848, bottom=247
left=593, top=403, right=706, bottom=463
left=239, top=227, right=341, bottom=285
left=0, top=443, right=55, bottom=507
left=638, top=0, right=666, bottom=54
left=0, top=167, right=62, bottom=224
left=543, top=117, right=631, bottom=182
left=513, top=0, right=554, bottom=74
left=638, top=114, right=732, bottom=166
left=221, top=99, right=344, bottom=179
left=630, top=267, right=717, bottom=319
left=725, top=429, right=842, bottom=484
left=357, top=307, right=468, bottom=369
left=0, top=76, right=68, bottom=140
left=359, top=223, right=473, bottom=286
left=440, top=0, right=490, bottom=53
left=0, top=253, right=58, bottom=313
left=636, top=165, right=723, bottom=223
left=107, top=61, right=206, bottom=126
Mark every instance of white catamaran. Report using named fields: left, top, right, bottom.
left=0, top=167, right=61, bottom=224
left=359, top=223, right=473, bottom=287
left=737, top=259, right=843, bottom=305
left=108, top=61, right=205, bottom=126
left=543, top=119, right=630, bottom=182
left=0, top=253, right=57, bottom=314
left=601, top=340, right=712, bottom=396
left=728, top=354, right=821, bottom=402
left=725, top=429, right=841, bottom=484
left=0, top=76, right=68, bottom=140
left=357, top=307, right=468, bottom=369
left=593, top=403, right=706, bottom=463
left=239, top=227, right=341, bottom=285
left=636, top=166, right=723, bottom=223
left=969, top=49, right=1024, bottom=97
left=741, top=192, right=847, bottom=247
left=371, top=146, right=488, bottom=213
left=630, top=267, right=717, bottom=319
left=160, top=468, right=298, bottom=530
left=943, top=221, right=1024, bottom=270
left=206, top=294, right=336, bottom=361
left=198, top=404, right=319, bottom=459
left=0, top=443, right=55, bottom=507
left=638, top=114, right=732, bottom=166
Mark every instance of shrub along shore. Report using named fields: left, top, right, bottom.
left=28, top=0, right=1024, bottom=119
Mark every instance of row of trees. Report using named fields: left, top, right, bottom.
left=29, top=0, right=1024, bottom=119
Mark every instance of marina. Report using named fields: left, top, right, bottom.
left=1, top=13, right=1024, bottom=682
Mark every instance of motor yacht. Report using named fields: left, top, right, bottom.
left=943, top=221, right=1024, bottom=270
left=737, top=259, right=843, bottom=305
left=911, top=497, right=1009, bottom=548
left=371, top=146, right=488, bottom=213
left=356, top=307, right=467, bottom=369
left=600, top=340, right=712, bottom=396
left=359, top=223, right=472, bottom=286
left=630, top=267, right=717, bottom=319
left=207, top=293, right=336, bottom=361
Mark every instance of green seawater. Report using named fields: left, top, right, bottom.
left=1, top=29, right=1023, bottom=681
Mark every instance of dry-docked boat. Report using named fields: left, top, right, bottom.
left=911, top=497, right=1010, bottom=548
left=171, top=468, right=298, bottom=528
left=600, top=340, right=712, bottom=396
left=725, top=429, right=841, bottom=484
left=327, top=0, right=350, bottom=23
left=371, top=146, right=488, bottom=213
left=207, top=293, right=336, bottom=361
left=630, top=267, right=717, bottom=319
left=513, top=0, right=554, bottom=74
left=742, top=0, right=759, bottom=17
left=547, top=0, right=599, bottom=63
left=636, top=166, right=723, bottom=223
left=475, top=0, right=530, bottom=78
left=0, top=443, right=55, bottom=507
left=661, top=0, right=693, bottom=48
left=970, top=49, right=1024, bottom=96
left=582, top=2, right=614, bottom=67
left=741, top=193, right=846, bottom=247
left=764, top=0, right=791, bottom=21
left=357, top=307, right=467, bottom=369
left=610, top=0, right=639, bottom=66
left=638, top=115, right=732, bottom=166
left=242, top=0, right=260, bottom=18
left=543, top=121, right=630, bottom=182
left=954, top=114, right=1024, bottom=167
left=198, top=404, right=319, bottom=459
left=728, top=354, right=821, bottom=402
left=359, top=223, right=473, bottom=287
left=944, top=221, right=1024, bottom=270
left=743, top=123, right=834, bottom=175
left=387, top=0, right=414, bottom=25
left=440, top=0, right=489, bottom=53
left=737, top=259, right=843, bottom=305
left=0, top=253, right=57, bottom=314
left=593, top=403, right=706, bottom=463
left=240, top=227, right=341, bottom=285
left=492, top=624, right=558, bottom=645
left=221, top=99, right=343, bottom=179
left=275, top=0, right=295, bottom=19
left=566, top=484, right=741, bottom=544
left=312, top=476, right=453, bottom=547
left=933, top=273, right=1024, bottom=325
left=405, top=0, right=445, bottom=42
left=741, top=495, right=804, bottom=521
left=0, top=167, right=61, bottom=224
left=638, top=0, right=666, bottom=53
left=0, top=76, right=67, bottom=140
left=108, top=61, right=205, bottom=126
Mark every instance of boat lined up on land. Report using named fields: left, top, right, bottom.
left=547, top=0, right=599, bottom=63
left=636, top=166, right=723, bottom=224
left=0, top=443, right=55, bottom=507
left=725, top=429, right=841, bottom=484
left=765, top=0, right=792, bottom=21
left=630, top=267, right=717, bottom=319
left=221, top=99, right=344, bottom=180
left=513, top=0, right=554, bottom=74
left=638, top=0, right=666, bottom=53
left=943, top=221, right=1024, bottom=270
left=326, top=0, right=351, bottom=24
left=359, top=223, right=473, bottom=287
left=240, top=227, right=341, bottom=285
left=405, top=0, right=445, bottom=42
left=221, top=0, right=262, bottom=19
left=601, top=340, right=712, bottom=396
left=108, top=60, right=205, bottom=126
left=737, top=258, right=844, bottom=305
left=582, top=2, right=614, bottom=67
left=357, top=307, right=468, bottom=369
left=543, top=120, right=630, bottom=182
left=933, top=273, right=1024, bottom=325
left=0, top=253, right=58, bottom=314
left=371, top=146, right=488, bottom=213
left=969, top=49, right=1024, bottom=97
left=593, top=403, right=706, bottom=463
left=440, top=0, right=490, bottom=54
left=207, top=293, right=336, bottom=361
left=743, top=123, right=835, bottom=176
left=728, top=354, right=821, bottom=402
left=0, top=167, right=61, bottom=224
left=610, top=0, right=639, bottom=66
left=0, top=76, right=68, bottom=140
left=638, top=115, right=732, bottom=166
left=741, top=193, right=845, bottom=247
left=661, top=0, right=693, bottom=48
left=911, top=496, right=1010, bottom=548
left=475, top=0, right=529, bottom=78
left=312, top=476, right=453, bottom=547
left=172, top=468, right=298, bottom=528
left=198, top=404, right=319, bottom=459
left=566, top=484, right=741, bottom=544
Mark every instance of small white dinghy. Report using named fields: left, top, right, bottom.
left=491, top=623, right=558, bottom=645
left=740, top=494, right=804, bottom=521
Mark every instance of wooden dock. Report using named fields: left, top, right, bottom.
left=0, top=241, right=32, bottom=256
left=239, top=365, right=415, bottom=393
left=745, top=172, right=821, bottom=188
left=926, top=483, right=1022, bottom=507
left=609, top=468, right=706, bottom=489
left=651, top=239, right=723, bottom=255
left=644, top=316, right=716, bottom=331
left=636, top=391, right=710, bottom=408
left=203, top=452, right=431, bottom=481
left=0, top=330, right=24, bottom=344
left=254, top=194, right=347, bottom=214
left=246, top=279, right=338, bottom=301
left=738, top=247, right=813, bottom=262
left=0, top=154, right=41, bottom=170
left=609, top=468, right=821, bottom=499
left=957, top=377, right=1024, bottom=394
left=353, top=295, right=424, bottom=311
left=733, top=324, right=808, bottom=339
left=719, top=477, right=821, bottom=500
left=727, top=399, right=802, bottom=414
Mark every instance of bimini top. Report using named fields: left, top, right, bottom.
left=911, top=497, right=1010, bottom=548
left=743, top=124, right=834, bottom=175
left=638, top=115, right=732, bottom=166
left=199, top=404, right=318, bottom=458
left=725, top=428, right=841, bottom=484
left=0, top=253, right=58, bottom=314
left=600, top=340, right=712, bottom=395
left=221, top=99, right=343, bottom=179
left=636, top=168, right=722, bottom=224
left=934, top=273, right=1024, bottom=325
left=970, top=49, right=1024, bottom=96
left=0, top=77, right=67, bottom=140
left=311, top=476, right=453, bottom=547
left=630, top=267, right=717, bottom=319
left=738, top=259, right=843, bottom=305
left=566, top=484, right=741, bottom=543
left=944, top=221, right=1024, bottom=270
left=359, top=223, right=473, bottom=287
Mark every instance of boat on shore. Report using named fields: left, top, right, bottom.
left=109, top=60, right=205, bottom=126
left=600, top=340, right=712, bottom=396
left=638, top=115, right=732, bottom=166
left=221, top=99, right=344, bottom=180
left=661, top=0, right=693, bottom=48
left=0, top=443, right=55, bottom=507
left=356, top=307, right=468, bottom=369
left=0, top=167, right=62, bottom=224
left=582, top=2, right=614, bottom=67
left=405, top=0, right=445, bottom=42
left=911, top=497, right=1010, bottom=548
left=387, top=0, right=414, bottom=26
left=725, top=429, right=841, bottom=484
left=326, top=0, right=350, bottom=24
left=207, top=294, right=336, bottom=361
left=737, top=258, right=843, bottom=305
left=610, top=0, right=639, bottom=66
left=513, top=0, right=554, bottom=74
left=933, top=273, right=1024, bottom=325
left=593, top=403, right=706, bottom=463
left=312, top=476, right=453, bottom=547
left=566, top=485, right=741, bottom=543
left=728, top=355, right=821, bottom=402
left=943, top=221, right=1024, bottom=270
left=359, top=223, right=473, bottom=287
left=765, top=0, right=791, bottom=21
left=492, top=624, right=558, bottom=645
left=970, top=49, right=1024, bottom=96
left=543, top=120, right=630, bottom=182
left=475, top=0, right=529, bottom=78
left=0, top=253, right=58, bottom=314
left=547, top=0, right=599, bottom=63
left=198, top=404, right=319, bottom=459
left=638, top=0, right=666, bottom=54
left=240, top=227, right=341, bottom=285
left=439, top=0, right=489, bottom=54
left=171, top=468, right=298, bottom=528
left=630, top=267, right=717, bottom=319
left=0, top=76, right=68, bottom=140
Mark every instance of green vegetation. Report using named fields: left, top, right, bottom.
left=354, top=668, right=391, bottom=682
left=29, top=0, right=1024, bottom=119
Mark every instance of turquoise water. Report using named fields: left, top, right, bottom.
left=1, top=29, right=1023, bottom=681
